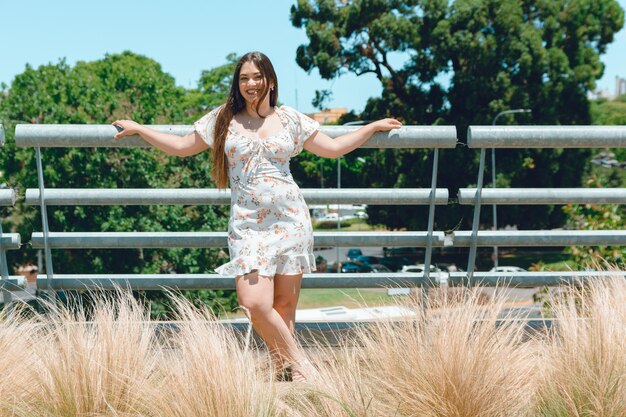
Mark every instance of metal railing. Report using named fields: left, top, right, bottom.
left=5, top=122, right=625, bottom=298
left=15, top=124, right=457, bottom=294
left=459, top=125, right=626, bottom=285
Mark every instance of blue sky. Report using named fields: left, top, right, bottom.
left=1, top=0, right=624, bottom=114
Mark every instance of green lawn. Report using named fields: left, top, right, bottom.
left=297, top=288, right=398, bottom=309
left=222, top=288, right=402, bottom=318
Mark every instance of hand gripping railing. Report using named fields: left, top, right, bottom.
left=15, top=123, right=457, bottom=293
left=458, top=125, right=626, bottom=287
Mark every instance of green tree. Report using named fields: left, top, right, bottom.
left=0, top=51, right=237, bottom=317
left=291, top=0, right=624, bottom=230
left=561, top=94, right=626, bottom=267
left=180, top=52, right=238, bottom=119
left=563, top=174, right=625, bottom=267
left=591, top=94, right=626, bottom=160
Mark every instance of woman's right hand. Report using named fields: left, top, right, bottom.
left=112, top=120, right=144, bottom=139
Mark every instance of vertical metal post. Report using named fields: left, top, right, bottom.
left=0, top=124, right=10, bottom=308
left=421, top=148, right=440, bottom=307
left=490, top=109, right=530, bottom=268
left=35, top=147, right=56, bottom=298
left=336, top=156, right=341, bottom=274
left=0, top=222, right=13, bottom=308
left=491, top=147, right=498, bottom=268
left=466, top=148, right=487, bottom=285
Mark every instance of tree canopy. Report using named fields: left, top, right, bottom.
left=291, top=0, right=624, bottom=230
left=0, top=51, right=235, bottom=316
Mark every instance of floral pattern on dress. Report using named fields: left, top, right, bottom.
left=193, top=105, right=320, bottom=276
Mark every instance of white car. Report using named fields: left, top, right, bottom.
left=401, top=264, right=442, bottom=273
left=318, top=213, right=339, bottom=221
left=489, top=266, right=526, bottom=273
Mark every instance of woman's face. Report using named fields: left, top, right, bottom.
left=238, top=61, right=271, bottom=104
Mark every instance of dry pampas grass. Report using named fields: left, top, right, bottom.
left=0, top=275, right=622, bottom=416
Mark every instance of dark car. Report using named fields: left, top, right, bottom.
left=382, top=247, right=423, bottom=262
left=346, top=248, right=363, bottom=261
left=354, top=255, right=380, bottom=266
left=379, top=256, right=412, bottom=272
left=370, top=263, right=392, bottom=273
left=340, top=261, right=373, bottom=273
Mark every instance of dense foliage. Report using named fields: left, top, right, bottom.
left=0, top=51, right=238, bottom=317
left=291, top=0, right=624, bottom=230
left=563, top=95, right=626, bottom=268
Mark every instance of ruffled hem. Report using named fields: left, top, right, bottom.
left=215, top=253, right=316, bottom=277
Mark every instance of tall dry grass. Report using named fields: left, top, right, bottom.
left=286, top=287, right=539, bottom=417
left=0, top=277, right=622, bottom=417
left=17, top=291, right=157, bottom=417
left=535, top=275, right=626, bottom=417
left=147, top=295, right=281, bottom=417
left=0, top=311, right=39, bottom=416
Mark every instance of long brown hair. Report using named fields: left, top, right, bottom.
left=212, top=51, right=279, bottom=188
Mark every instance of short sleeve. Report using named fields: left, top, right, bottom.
left=193, top=107, right=220, bottom=148
left=280, top=105, right=320, bottom=156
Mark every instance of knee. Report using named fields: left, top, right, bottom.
left=238, top=296, right=272, bottom=320
left=273, top=294, right=297, bottom=313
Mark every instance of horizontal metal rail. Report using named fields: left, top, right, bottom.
left=0, top=189, right=16, bottom=206
left=31, top=270, right=626, bottom=290
left=458, top=188, right=626, bottom=205
left=35, top=273, right=429, bottom=290
left=15, top=125, right=458, bottom=149
left=467, top=126, right=626, bottom=148
left=448, top=271, right=625, bottom=287
left=0, top=234, right=21, bottom=250
left=25, top=188, right=450, bottom=206
left=0, top=277, right=26, bottom=290
left=30, top=231, right=446, bottom=249
left=453, top=230, right=626, bottom=247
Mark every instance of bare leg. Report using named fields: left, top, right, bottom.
left=235, top=271, right=302, bottom=373
left=274, top=273, right=312, bottom=382
left=273, top=273, right=303, bottom=335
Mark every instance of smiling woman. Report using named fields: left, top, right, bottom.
left=111, top=51, right=401, bottom=382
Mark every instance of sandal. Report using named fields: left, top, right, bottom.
left=291, top=358, right=316, bottom=383
left=276, top=365, right=293, bottom=382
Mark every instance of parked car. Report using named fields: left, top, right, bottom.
left=346, top=248, right=363, bottom=261
left=439, top=263, right=464, bottom=273
left=341, top=261, right=373, bottom=273
left=379, top=256, right=412, bottom=272
left=318, top=213, right=339, bottom=222
left=370, top=263, right=392, bottom=273
left=489, top=266, right=526, bottom=273
left=401, top=264, right=442, bottom=273
left=382, top=247, right=422, bottom=258
left=354, top=255, right=380, bottom=266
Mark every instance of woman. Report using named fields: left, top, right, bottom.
left=113, top=51, right=401, bottom=381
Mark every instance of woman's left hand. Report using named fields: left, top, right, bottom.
left=370, top=118, right=403, bottom=132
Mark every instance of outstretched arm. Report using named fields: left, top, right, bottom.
left=303, top=118, right=402, bottom=158
left=112, top=120, right=210, bottom=157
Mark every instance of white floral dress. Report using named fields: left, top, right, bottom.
left=193, top=105, right=320, bottom=277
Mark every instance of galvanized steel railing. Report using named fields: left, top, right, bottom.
left=7, top=123, right=626, bottom=297
left=15, top=124, right=456, bottom=294
left=459, top=125, right=626, bottom=285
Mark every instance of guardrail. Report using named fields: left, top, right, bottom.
left=5, top=122, right=626, bottom=300
left=459, top=125, right=626, bottom=284
left=15, top=124, right=457, bottom=296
